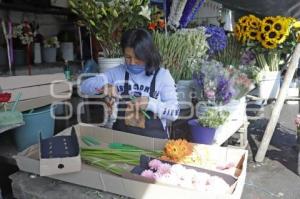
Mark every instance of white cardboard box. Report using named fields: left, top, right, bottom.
left=15, top=124, right=248, bottom=199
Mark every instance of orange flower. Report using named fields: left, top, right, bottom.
left=162, top=139, right=193, bottom=162
left=158, top=19, right=165, bottom=29
left=148, top=22, right=157, bottom=31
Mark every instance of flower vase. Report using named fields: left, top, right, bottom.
left=258, top=71, right=280, bottom=99
left=34, top=43, right=42, bottom=64
left=61, top=42, right=74, bottom=61
left=13, top=49, right=26, bottom=66
left=187, top=119, right=216, bottom=144
left=176, top=80, right=193, bottom=110
left=43, top=47, right=57, bottom=63
left=98, top=57, right=124, bottom=73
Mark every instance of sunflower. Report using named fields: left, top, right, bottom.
left=263, top=16, right=276, bottom=25
left=238, top=15, right=250, bottom=26
left=261, top=22, right=272, bottom=33
left=261, top=40, right=277, bottom=49
left=163, top=139, right=193, bottom=162
left=247, top=29, right=259, bottom=40
left=234, top=24, right=242, bottom=40
left=264, top=30, right=280, bottom=42
left=248, top=15, right=261, bottom=29
left=257, top=31, right=266, bottom=43
left=272, top=18, right=290, bottom=36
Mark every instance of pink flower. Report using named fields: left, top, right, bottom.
left=157, top=163, right=171, bottom=175
left=141, top=169, right=155, bottom=179
left=148, top=159, right=163, bottom=171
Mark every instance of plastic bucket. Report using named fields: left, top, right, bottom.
left=14, top=105, right=55, bottom=152
left=188, top=119, right=216, bottom=144
left=98, top=57, right=124, bottom=73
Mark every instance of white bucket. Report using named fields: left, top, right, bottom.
left=176, top=80, right=194, bottom=109
left=258, top=71, right=281, bottom=99
left=98, top=57, right=124, bottom=73
left=61, top=42, right=74, bottom=61
left=33, top=43, right=42, bottom=64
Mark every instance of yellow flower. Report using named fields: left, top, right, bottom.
left=238, top=16, right=250, bottom=26
left=264, top=30, right=279, bottom=42
left=263, top=16, right=276, bottom=25
left=261, top=40, right=277, bottom=49
left=261, top=22, right=272, bottom=33
left=277, top=34, right=287, bottom=44
left=257, top=32, right=266, bottom=43
left=247, top=30, right=258, bottom=40
left=248, top=15, right=261, bottom=29
left=293, top=21, right=300, bottom=29
left=234, top=24, right=242, bottom=40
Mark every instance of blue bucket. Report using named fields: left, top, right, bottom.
left=188, top=119, right=216, bottom=144
left=14, top=105, right=55, bottom=152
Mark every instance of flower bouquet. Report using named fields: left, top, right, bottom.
left=193, top=59, right=234, bottom=106
left=234, top=14, right=300, bottom=72
left=227, top=67, right=255, bottom=99
left=69, top=0, right=151, bottom=58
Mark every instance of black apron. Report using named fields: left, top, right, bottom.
left=112, top=69, right=168, bottom=139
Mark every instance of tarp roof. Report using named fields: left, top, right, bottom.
left=213, top=0, right=300, bottom=19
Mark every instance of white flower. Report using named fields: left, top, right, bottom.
left=139, top=5, right=151, bottom=20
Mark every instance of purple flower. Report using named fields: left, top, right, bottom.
left=205, top=25, right=227, bottom=54
left=216, top=75, right=233, bottom=105
left=193, top=71, right=205, bottom=89
left=240, top=51, right=256, bottom=65
left=179, top=0, right=197, bottom=28
left=183, top=0, right=206, bottom=28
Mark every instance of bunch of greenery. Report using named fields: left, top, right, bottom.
left=198, top=108, right=229, bottom=129
left=69, top=0, right=151, bottom=58
left=153, top=27, right=208, bottom=81
left=214, top=34, right=242, bottom=67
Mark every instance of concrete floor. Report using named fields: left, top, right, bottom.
left=242, top=103, right=300, bottom=199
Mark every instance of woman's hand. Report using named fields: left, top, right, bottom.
left=129, top=96, right=149, bottom=112
left=96, top=84, right=118, bottom=115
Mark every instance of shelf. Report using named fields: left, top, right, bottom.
left=0, top=2, right=71, bottom=15
left=0, top=61, right=82, bottom=76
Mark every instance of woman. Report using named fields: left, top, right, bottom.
left=80, top=28, right=179, bottom=139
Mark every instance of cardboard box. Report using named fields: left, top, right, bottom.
left=15, top=124, right=247, bottom=199
left=39, top=127, right=81, bottom=176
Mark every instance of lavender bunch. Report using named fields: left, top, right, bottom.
left=215, top=75, right=233, bottom=105
left=205, top=25, right=227, bottom=54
